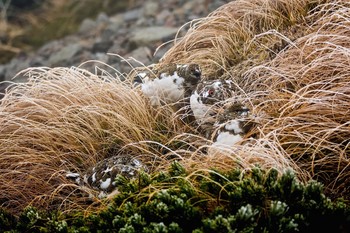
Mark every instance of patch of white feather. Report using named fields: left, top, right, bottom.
left=100, top=178, right=111, bottom=190
left=141, top=72, right=184, bottom=106
left=190, top=91, right=213, bottom=124
left=91, top=172, right=97, bottom=183
left=138, top=72, right=148, bottom=79
left=213, top=81, right=222, bottom=88
left=225, top=120, right=243, bottom=134
left=213, top=131, right=243, bottom=147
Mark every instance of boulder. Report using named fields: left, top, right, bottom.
left=48, top=43, right=83, bottom=66
left=79, top=18, right=98, bottom=35
left=130, top=26, right=178, bottom=46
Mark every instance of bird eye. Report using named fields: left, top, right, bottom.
left=208, top=89, right=214, bottom=96
left=193, top=69, right=201, bottom=78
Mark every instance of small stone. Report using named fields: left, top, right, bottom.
left=127, top=46, right=152, bottom=66
left=143, top=1, right=159, bottom=17
left=0, top=65, right=6, bottom=82
left=79, top=18, right=97, bottom=35
left=100, top=28, right=115, bottom=42
left=48, top=43, right=83, bottom=66
left=94, top=52, right=109, bottom=63
left=105, top=22, right=122, bottom=35
left=123, top=8, right=142, bottom=22
left=4, top=56, right=31, bottom=82
left=92, top=39, right=114, bottom=53
left=29, top=56, right=46, bottom=67
left=208, top=0, right=228, bottom=12
left=37, top=40, right=61, bottom=58
left=96, top=12, right=110, bottom=25
left=130, top=26, right=178, bottom=46
left=109, top=14, right=123, bottom=26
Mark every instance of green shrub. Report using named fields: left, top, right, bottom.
left=1, top=163, right=349, bottom=232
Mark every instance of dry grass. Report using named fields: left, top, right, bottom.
left=162, top=0, right=350, bottom=198
left=243, top=1, right=350, bottom=198
left=0, top=64, right=301, bottom=215
left=0, top=66, right=189, bottom=214
left=161, top=0, right=321, bottom=78
left=1, top=0, right=350, bottom=215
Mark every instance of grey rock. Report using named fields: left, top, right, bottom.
left=79, top=18, right=97, bottom=35
left=127, top=46, right=152, bottom=65
left=92, top=39, right=113, bottom=53
left=100, top=28, right=116, bottom=42
left=136, top=17, right=156, bottom=27
left=37, top=40, right=62, bottom=58
left=0, top=65, right=6, bottom=81
left=123, top=8, right=142, bottom=22
left=105, top=22, right=122, bottom=36
left=143, top=1, right=159, bottom=17
left=48, top=43, right=83, bottom=66
left=153, top=44, right=171, bottom=62
left=94, top=52, right=109, bottom=63
left=183, top=1, right=197, bottom=12
left=208, top=0, right=228, bottom=12
left=107, top=38, right=129, bottom=59
left=130, top=26, right=178, bottom=46
left=29, top=56, right=46, bottom=67
left=156, top=9, right=174, bottom=26
left=96, top=12, right=110, bottom=24
left=109, top=14, right=124, bottom=26
left=4, top=57, right=31, bottom=82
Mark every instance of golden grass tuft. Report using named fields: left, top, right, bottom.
left=0, top=65, right=301, bottom=215
left=243, top=2, right=350, bottom=197
left=161, top=0, right=322, bottom=78
left=162, top=0, right=350, bottom=198
left=0, top=66, right=189, bottom=214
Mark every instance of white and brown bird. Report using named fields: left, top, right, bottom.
left=212, top=102, right=253, bottom=147
left=66, top=155, right=147, bottom=197
left=190, top=79, right=254, bottom=146
left=190, top=79, right=235, bottom=127
left=133, top=63, right=202, bottom=106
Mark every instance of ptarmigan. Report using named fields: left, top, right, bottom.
left=212, top=102, right=253, bottom=147
left=190, top=79, right=235, bottom=127
left=66, top=155, right=147, bottom=197
left=190, top=79, right=254, bottom=146
left=134, top=63, right=202, bottom=106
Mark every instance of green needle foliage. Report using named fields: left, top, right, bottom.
left=1, top=163, right=349, bottom=232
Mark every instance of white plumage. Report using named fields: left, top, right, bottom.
left=190, top=90, right=214, bottom=125
left=213, top=131, right=243, bottom=148
left=141, top=71, right=185, bottom=106
left=134, top=63, right=202, bottom=106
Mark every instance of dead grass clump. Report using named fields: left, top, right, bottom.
left=242, top=1, right=350, bottom=198
left=0, top=66, right=186, bottom=215
left=160, top=0, right=350, bottom=198
left=161, top=0, right=322, bottom=79
left=189, top=138, right=308, bottom=182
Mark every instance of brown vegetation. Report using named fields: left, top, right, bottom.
left=162, top=0, right=350, bottom=198
left=1, top=0, right=350, bottom=215
left=0, top=67, right=187, bottom=214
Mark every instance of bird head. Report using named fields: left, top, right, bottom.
left=177, top=63, right=201, bottom=87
